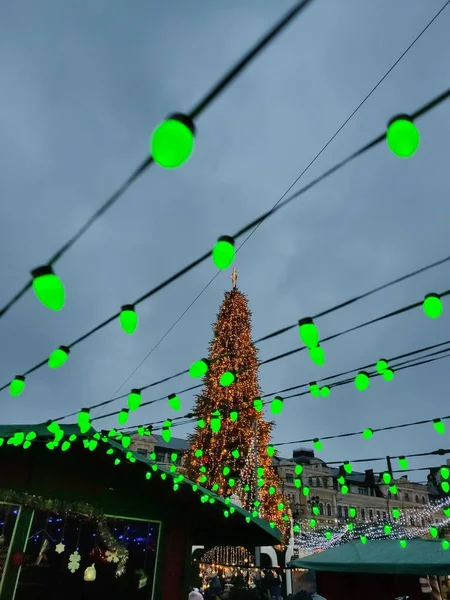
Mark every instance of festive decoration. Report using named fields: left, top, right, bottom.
left=168, top=393, right=181, bottom=411
left=423, top=294, right=443, bottom=319
left=10, top=551, right=24, bottom=568
left=120, top=305, right=138, bottom=334
left=150, top=113, right=195, bottom=168
left=31, top=265, right=65, bottom=311
left=183, top=275, right=289, bottom=539
left=84, top=564, right=97, bottom=581
left=213, top=237, right=236, bottom=270
left=36, top=538, right=50, bottom=565
left=386, top=115, right=420, bottom=158
left=48, top=346, right=70, bottom=369
left=9, top=375, right=25, bottom=397
left=98, top=519, right=128, bottom=577
left=55, top=542, right=65, bottom=554
left=189, top=359, right=210, bottom=378
left=68, top=551, right=81, bottom=573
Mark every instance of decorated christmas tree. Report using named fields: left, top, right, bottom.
left=184, top=269, right=289, bottom=539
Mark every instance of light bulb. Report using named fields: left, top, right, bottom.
left=298, top=318, right=319, bottom=349
left=31, top=265, right=65, bottom=311
left=355, top=371, right=370, bottom=391
left=9, top=375, right=25, bottom=397
left=48, top=346, right=70, bottom=369
left=150, top=113, right=195, bottom=168
left=189, top=358, right=210, bottom=378
left=309, top=345, right=325, bottom=366
left=168, top=393, right=181, bottom=411
left=128, top=389, right=141, bottom=411
left=120, top=305, right=138, bottom=334
left=423, top=293, right=443, bottom=319
left=212, top=236, right=235, bottom=270
left=271, top=396, right=284, bottom=415
left=386, top=114, right=420, bottom=158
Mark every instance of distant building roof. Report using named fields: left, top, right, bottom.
left=153, top=434, right=189, bottom=452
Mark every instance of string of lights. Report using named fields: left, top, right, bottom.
left=2, top=83, right=450, bottom=397
left=0, top=0, right=314, bottom=320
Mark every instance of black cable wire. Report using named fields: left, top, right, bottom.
left=325, top=449, right=450, bottom=466
left=2, top=76, right=449, bottom=391
left=89, top=340, right=450, bottom=427
left=0, top=0, right=315, bottom=320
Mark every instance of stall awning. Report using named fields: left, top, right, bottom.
left=288, top=539, right=450, bottom=575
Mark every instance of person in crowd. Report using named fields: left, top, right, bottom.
left=270, top=570, right=282, bottom=600
left=189, top=590, right=204, bottom=600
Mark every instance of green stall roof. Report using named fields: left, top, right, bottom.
left=288, top=539, right=450, bottom=576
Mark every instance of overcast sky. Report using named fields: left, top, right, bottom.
left=1, top=0, right=449, bottom=483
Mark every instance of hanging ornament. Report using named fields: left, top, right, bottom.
left=253, top=398, right=263, bottom=411
left=84, top=564, right=97, bottom=582
left=423, top=293, right=443, bottom=319
left=362, top=428, right=374, bottom=439
left=120, top=305, right=138, bottom=334
left=354, top=372, right=370, bottom=391
left=298, top=318, right=319, bottom=349
left=212, top=236, right=235, bottom=270
left=48, top=346, right=70, bottom=369
left=36, top=538, right=50, bottom=565
left=55, top=542, right=65, bottom=554
left=168, top=393, right=181, bottom=411
left=77, top=409, right=91, bottom=434
left=118, top=409, right=129, bottom=426
left=386, top=114, right=420, bottom=158
left=68, top=551, right=81, bottom=573
left=128, top=389, right=141, bottom=411
left=31, top=265, right=65, bottom=311
left=10, top=551, right=25, bottom=568
left=433, top=419, right=445, bottom=434
left=9, top=375, right=25, bottom=397
left=189, top=358, right=210, bottom=378
left=162, top=420, right=172, bottom=443
left=210, top=410, right=221, bottom=433
left=150, top=113, right=195, bottom=169
left=309, top=382, right=319, bottom=397
left=320, top=386, right=330, bottom=398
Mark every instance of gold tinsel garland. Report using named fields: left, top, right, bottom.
left=97, top=519, right=129, bottom=577
left=0, top=488, right=102, bottom=520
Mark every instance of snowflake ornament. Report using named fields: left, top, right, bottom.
left=68, top=551, right=81, bottom=573
left=105, top=550, right=119, bottom=564
left=55, top=543, right=65, bottom=554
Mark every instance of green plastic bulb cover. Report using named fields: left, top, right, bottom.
left=220, top=371, right=235, bottom=387
left=229, top=410, right=238, bottom=422
left=120, top=304, right=138, bottom=334
left=320, top=386, right=330, bottom=398
left=355, top=371, right=370, bottom=391
left=441, top=466, right=450, bottom=480
left=254, top=398, right=263, bottom=411
left=150, top=113, right=195, bottom=169
left=376, top=359, right=388, bottom=374
left=434, top=419, right=445, bottom=435
left=194, top=449, right=203, bottom=457
left=128, top=389, right=141, bottom=411
left=309, top=382, right=319, bottom=397
left=48, top=346, right=70, bottom=369
left=382, top=472, right=392, bottom=485
left=168, top=393, right=181, bottom=411
left=383, top=368, right=394, bottom=382
left=212, top=236, right=235, bottom=270
left=309, top=345, right=325, bottom=366
left=231, top=448, right=240, bottom=459
left=386, top=115, right=420, bottom=158
left=399, top=456, right=409, bottom=470
left=392, top=508, right=400, bottom=519
left=423, top=293, right=443, bottom=319
left=399, top=539, right=407, bottom=548
left=295, top=465, right=303, bottom=475
left=31, top=265, right=65, bottom=311
left=189, top=359, right=210, bottom=378
left=267, top=445, right=275, bottom=457
left=10, top=376, right=25, bottom=397
left=313, top=438, right=322, bottom=451
left=118, top=409, right=129, bottom=425
left=341, top=485, right=349, bottom=495
left=271, top=396, right=284, bottom=415
left=441, top=481, right=450, bottom=493
left=362, top=428, right=374, bottom=440
left=298, top=318, right=319, bottom=349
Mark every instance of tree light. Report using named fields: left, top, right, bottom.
left=212, top=236, right=235, bottom=270
left=298, top=318, right=319, bottom=349
left=31, top=266, right=65, bottom=311
left=150, top=113, right=195, bottom=169
left=220, top=371, right=236, bottom=387
left=189, top=358, right=210, bottom=378
left=423, top=294, right=443, bottom=319
left=383, top=368, right=394, bottom=381
left=386, top=115, right=420, bottom=158
left=128, top=389, right=141, bottom=411
left=211, top=410, right=221, bottom=433
left=441, top=466, right=450, bottom=479
left=9, top=376, right=25, bottom=397
left=120, top=305, right=138, bottom=334
left=254, top=398, right=263, bottom=411
left=168, top=393, right=181, bottom=411
left=229, top=410, right=238, bottom=422
left=48, top=346, right=70, bottom=369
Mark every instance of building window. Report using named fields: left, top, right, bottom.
left=422, top=496, right=426, bottom=505
left=316, top=478, right=321, bottom=488
left=323, top=477, right=328, bottom=488
left=136, top=448, right=148, bottom=457
left=361, top=509, right=366, bottom=521
left=376, top=511, right=381, bottom=520
left=370, top=488, right=374, bottom=497
left=326, top=504, right=332, bottom=517
left=344, top=506, right=348, bottom=519
left=286, top=473, right=293, bottom=483
left=410, top=517, right=414, bottom=526
left=382, top=512, right=387, bottom=521
left=308, top=477, right=313, bottom=487
left=156, top=452, right=166, bottom=463
left=358, top=487, right=368, bottom=496
left=415, top=495, right=419, bottom=504
left=369, top=510, right=373, bottom=521
left=337, top=506, right=342, bottom=518
left=421, top=518, right=425, bottom=527
left=404, top=493, right=410, bottom=502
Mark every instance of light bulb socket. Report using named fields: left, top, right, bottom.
left=31, top=265, right=55, bottom=279
left=14, top=375, right=25, bottom=383
left=217, top=235, right=235, bottom=246
left=425, top=293, right=440, bottom=301
left=298, top=317, right=314, bottom=327
left=167, top=113, right=196, bottom=135
left=131, top=388, right=141, bottom=395
left=121, top=304, right=135, bottom=312
left=58, top=345, right=70, bottom=355
left=388, top=114, right=413, bottom=127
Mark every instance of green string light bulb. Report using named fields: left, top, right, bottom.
left=212, top=236, right=235, bottom=270
left=162, top=420, right=172, bottom=443
left=440, top=466, right=450, bottom=480
left=120, top=305, right=138, bottom=334
left=168, top=393, right=181, bottom=411
left=229, top=410, right=238, bottom=422
left=443, top=540, right=450, bottom=550
left=150, top=113, right=195, bottom=168
left=77, top=409, right=91, bottom=434
left=309, top=382, right=319, bottom=397
left=231, top=447, right=240, bottom=459
left=298, top=318, right=319, bottom=349
left=434, top=419, right=445, bottom=435
left=343, top=461, right=352, bottom=475
left=127, top=389, right=141, bottom=411
left=398, top=456, right=409, bottom=470
left=31, top=266, right=65, bottom=311
left=399, top=539, right=407, bottom=549
left=271, top=396, right=284, bottom=415
left=309, top=345, right=325, bottom=366
left=118, top=409, right=129, bottom=425
left=254, top=398, right=263, bottom=411
left=189, top=358, right=210, bottom=378
left=9, top=375, right=25, bottom=397
left=313, top=438, right=322, bottom=451
left=355, top=371, right=370, bottom=391
left=48, top=346, right=70, bottom=369
left=383, top=368, right=394, bottom=381
left=220, top=371, right=236, bottom=387
left=386, top=114, right=420, bottom=158
left=423, top=293, right=443, bottom=319
left=382, top=472, right=392, bottom=485
left=267, top=445, right=275, bottom=457
left=210, top=410, right=221, bottom=433
left=320, top=386, right=330, bottom=398
left=376, top=359, right=388, bottom=374
left=362, top=428, right=374, bottom=440
left=295, top=465, right=303, bottom=475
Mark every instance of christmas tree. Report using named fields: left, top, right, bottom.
left=184, top=269, right=289, bottom=539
